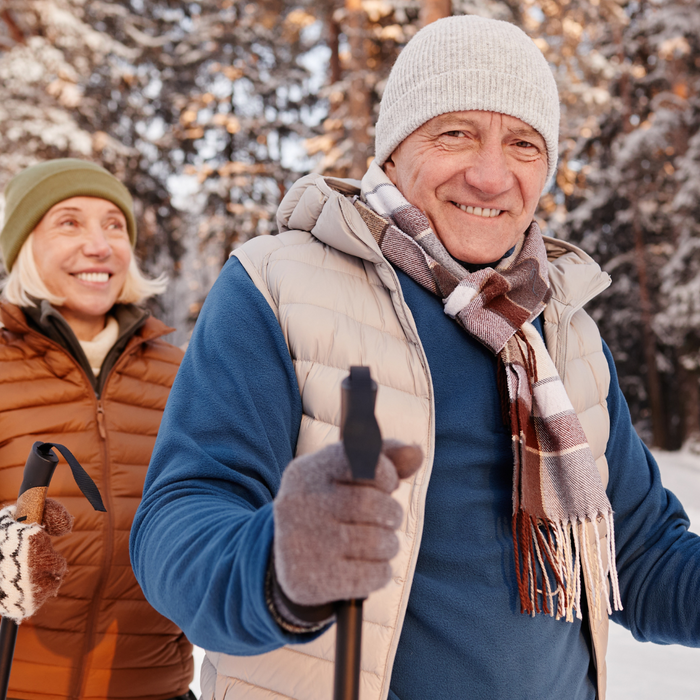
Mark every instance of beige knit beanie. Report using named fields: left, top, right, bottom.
left=375, top=15, right=560, bottom=185
left=1, top=159, right=136, bottom=272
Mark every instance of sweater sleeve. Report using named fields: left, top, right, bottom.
left=605, top=342, right=700, bottom=645
left=130, top=256, right=311, bottom=655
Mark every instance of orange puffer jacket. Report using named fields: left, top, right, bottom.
left=0, top=302, right=192, bottom=700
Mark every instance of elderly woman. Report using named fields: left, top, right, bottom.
left=0, top=159, right=193, bottom=700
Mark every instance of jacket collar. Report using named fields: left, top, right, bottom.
left=1, top=300, right=173, bottom=340
left=0, top=300, right=175, bottom=394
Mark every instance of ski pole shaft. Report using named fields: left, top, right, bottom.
left=0, top=442, right=59, bottom=700
left=334, top=366, right=382, bottom=700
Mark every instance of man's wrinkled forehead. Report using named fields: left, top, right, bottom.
left=418, top=112, right=547, bottom=147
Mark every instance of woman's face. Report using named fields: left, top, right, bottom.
left=31, top=196, right=132, bottom=339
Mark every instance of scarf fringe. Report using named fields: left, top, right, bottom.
left=513, top=511, right=623, bottom=622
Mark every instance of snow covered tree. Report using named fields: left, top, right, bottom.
left=0, top=0, right=334, bottom=333
left=559, top=0, right=700, bottom=448
left=305, top=0, right=423, bottom=179
left=3, top=0, right=698, bottom=446
left=652, top=2, right=700, bottom=448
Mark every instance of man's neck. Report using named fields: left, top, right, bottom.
left=455, top=244, right=517, bottom=273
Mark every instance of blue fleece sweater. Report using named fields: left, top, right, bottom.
left=131, top=257, right=700, bottom=699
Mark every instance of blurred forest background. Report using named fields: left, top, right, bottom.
left=0, top=0, right=699, bottom=450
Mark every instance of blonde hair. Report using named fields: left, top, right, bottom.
left=1, top=232, right=168, bottom=308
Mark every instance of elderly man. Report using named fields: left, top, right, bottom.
left=130, top=15, right=700, bottom=700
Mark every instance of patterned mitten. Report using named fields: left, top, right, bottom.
left=273, top=439, right=423, bottom=607
left=0, top=498, right=73, bottom=622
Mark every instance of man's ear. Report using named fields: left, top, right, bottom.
left=383, top=155, right=398, bottom=186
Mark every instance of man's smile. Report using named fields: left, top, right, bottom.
left=451, top=201, right=503, bottom=218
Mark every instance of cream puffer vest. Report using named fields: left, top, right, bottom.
left=201, top=175, right=613, bottom=700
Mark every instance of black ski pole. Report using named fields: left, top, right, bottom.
left=335, top=366, right=382, bottom=700
left=0, top=442, right=105, bottom=700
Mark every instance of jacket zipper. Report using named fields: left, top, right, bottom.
left=4, top=315, right=151, bottom=699
left=96, top=401, right=107, bottom=439
left=74, top=355, right=141, bottom=698
left=71, top=398, right=113, bottom=699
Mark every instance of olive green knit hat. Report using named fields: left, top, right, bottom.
left=0, top=159, right=137, bottom=271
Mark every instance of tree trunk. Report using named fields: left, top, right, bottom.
left=0, top=9, right=25, bottom=44
left=345, top=0, right=371, bottom=179
left=420, top=0, right=451, bottom=26
left=632, top=212, right=667, bottom=448
left=327, top=12, right=341, bottom=85
left=679, top=360, right=700, bottom=449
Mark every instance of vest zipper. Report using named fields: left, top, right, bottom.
left=555, top=271, right=612, bottom=382
left=375, top=259, right=436, bottom=700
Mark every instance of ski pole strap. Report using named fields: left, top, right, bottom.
left=33, top=442, right=106, bottom=513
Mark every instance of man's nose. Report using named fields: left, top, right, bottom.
left=462, top=142, right=514, bottom=196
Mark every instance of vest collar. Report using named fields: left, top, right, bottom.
left=277, top=174, right=385, bottom=265
left=544, top=236, right=611, bottom=309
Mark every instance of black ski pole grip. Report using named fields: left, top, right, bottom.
left=340, top=367, right=381, bottom=481
left=14, top=442, right=105, bottom=522
left=14, top=442, right=60, bottom=525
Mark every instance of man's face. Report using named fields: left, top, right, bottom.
left=383, top=110, right=548, bottom=264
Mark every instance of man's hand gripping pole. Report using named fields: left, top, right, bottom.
left=335, top=366, right=382, bottom=700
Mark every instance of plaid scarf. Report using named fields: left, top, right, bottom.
left=358, top=161, right=621, bottom=622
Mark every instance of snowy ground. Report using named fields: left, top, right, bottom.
left=189, top=449, right=700, bottom=698
left=191, top=646, right=205, bottom=697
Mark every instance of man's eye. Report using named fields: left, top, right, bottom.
left=444, top=130, right=466, bottom=138
left=516, top=139, right=545, bottom=152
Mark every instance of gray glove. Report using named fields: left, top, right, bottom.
left=273, top=439, right=423, bottom=608
left=0, top=498, right=73, bottom=622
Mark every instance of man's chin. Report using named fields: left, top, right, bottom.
left=438, top=234, right=515, bottom=266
